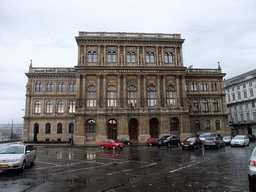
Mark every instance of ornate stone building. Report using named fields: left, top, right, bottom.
left=23, top=32, right=228, bottom=145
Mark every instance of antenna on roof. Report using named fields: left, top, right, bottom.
left=218, top=62, right=221, bottom=69
left=30, top=60, right=32, bottom=68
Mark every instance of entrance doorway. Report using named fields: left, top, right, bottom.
left=108, top=119, right=117, bottom=139
left=150, top=118, right=159, bottom=138
left=33, top=123, right=39, bottom=142
left=129, top=118, right=138, bottom=141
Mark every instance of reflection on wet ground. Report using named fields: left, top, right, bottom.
left=0, top=143, right=253, bottom=191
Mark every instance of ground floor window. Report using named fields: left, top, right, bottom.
left=86, top=119, right=96, bottom=133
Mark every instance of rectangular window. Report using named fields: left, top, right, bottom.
left=237, top=85, right=240, bottom=90
left=87, top=92, right=96, bottom=107
left=228, top=95, right=231, bottom=102
left=250, top=89, right=254, bottom=97
left=128, top=92, right=137, bottom=107
left=108, top=91, right=116, bottom=107
left=243, top=83, right=246, bottom=88
left=238, top=92, right=241, bottom=99
left=247, top=113, right=250, bottom=121
left=232, top=94, right=235, bottom=101
left=239, top=104, right=243, bottom=110
left=244, top=91, right=247, bottom=98
left=254, top=112, right=256, bottom=120
left=245, top=103, right=249, bottom=109
left=148, top=91, right=156, bottom=107
left=167, top=91, right=176, bottom=106
left=252, top=101, right=255, bottom=108
left=249, top=81, right=253, bottom=87
left=240, top=113, right=244, bottom=121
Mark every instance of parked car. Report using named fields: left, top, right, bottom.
left=199, top=133, right=217, bottom=142
left=0, top=143, right=36, bottom=171
left=114, top=139, right=132, bottom=145
left=181, top=137, right=202, bottom=150
left=157, top=135, right=180, bottom=148
left=222, top=136, right=232, bottom=145
left=230, top=135, right=250, bottom=147
left=147, top=138, right=158, bottom=146
left=100, top=139, right=124, bottom=150
left=204, top=136, right=225, bottom=149
left=248, top=146, right=256, bottom=190
left=247, top=134, right=256, bottom=142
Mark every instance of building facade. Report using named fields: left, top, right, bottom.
left=23, top=32, right=228, bottom=145
left=224, top=69, right=256, bottom=136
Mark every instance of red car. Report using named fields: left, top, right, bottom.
left=147, top=138, right=158, bottom=146
left=100, top=139, right=124, bottom=150
left=181, top=137, right=202, bottom=150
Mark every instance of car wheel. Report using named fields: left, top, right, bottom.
left=243, top=142, right=246, bottom=147
left=249, top=175, right=256, bottom=191
left=112, top=145, right=116, bottom=150
left=31, top=156, right=36, bottom=166
left=157, top=145, right=160, bottom=148
left=21, top=160, right=26, bottom=171
left=217, top=144, right=220, bottom=149
left=101, top=145, right=105, bottom=149
left=149, top=143, right=152, bottom=146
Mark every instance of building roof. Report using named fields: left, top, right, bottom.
left=224, top=69, right=256, bottom=86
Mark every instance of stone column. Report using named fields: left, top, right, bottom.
left=82, top=75, right=87, bottom=108
left=117, top=74, right=121, bottom=107
left=124, top=74, right=127, bottom=107
left=77, top=45, right=81, bottom=66
left=175, top=47, right=178, bottom=66
left=123, top=46, right=126, bottom=65
left=76, top=75, right=81, bottom=108
left=104, top=46, right=106, bottom=66
left=103, top=74, right=106, bottom=108
left=137, top=47, right=140, bottom=65
left=137, top=74, right=141, bottom=108
left=143, top=46, right=145, bottom=66
left=180, top=47, right=184, bottom=66
left=161, top=46, right=164, bottom=66
left=143, top=74, right=147, bottom=107
left=98, top=46, right=101, bottom=65
left=97, top=75, right=101, bottom=107
left=176, top=76, right=180, bottom=108
left=156, top=46, right=159, bottom=66
left=157, top=75, right=161, bottom=107
left=84, top=45, right=87, bottom=65
left=118, top=46, right=120, bottom=65
left=163, top=75, right=166, bottom=107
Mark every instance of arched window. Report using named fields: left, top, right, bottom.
left=88, top=51, right=92, bottom=62
left=69, top=123, right=74, bottom=133
left=107, top=52, right=111, bottom=62
left=34, top=101, right=41, bottom=113
left=192, top=100, right=199, bottom=112
left=57, top=123, right=62, bottom=134
left=39, top=82, right=43, bottom=92
left=191, top=82, right=198, bottom=91
left=58, top=82, right=65, bottom=91
left=170, top=118, right=179, bottom=131
left=69, top=100, right=76, bottom=113
left=168, top=53, right=173, bottom=63
left=128, top=85, right=137, bottom=107
left=185, top=82, right=189, bottom=91
left=205, top=120, right=210, bottom=130
left=50, top=82, right=54, bottom=91
left=146, top=52, right=150, bottom=63
left=213, top=99, right=219, bottom=111
left=150, top=52, right=154, bottom=63
left=108, top=85, right=117, bottom=107
left=211, top=82, right=217, bottom=91
left=35, top=82, right=39, bottom=92
left=45, top=123, right=51, bottom=134
left=47, top=82, right=51, bottom=92
left=46, top=101, right=53, bottom=113
left=92, top=51, right=97, bottom=63
left=167, top=85, right=176, bottom=106
left=87, top=85, right=96, bottom=107
left=201, top=82, right=207, bottom=91
left=34, top=123, right=39, bottom=134
left=216, top=120, right=220, bottom=130
left=131, top=52, right=136, bottom=63
left=147, top=85, right=156, bottom=107
left=58, top=101, right=64, bottom=113
left=69, top=82, right=76, bottom=92
left=164, top=53, right=168, bottom=63
left=203, top=100, right=209, bottom=112
left=112, top=52, right=117, bottom=62
left=86, top=119, right=96, bottom=133
left=126, top=52, right=131, bottom=63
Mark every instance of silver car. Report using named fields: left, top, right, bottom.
left=230, top=135, right=250, bottom=147
left=0, top=143, right=36, bottom=171
left=204, top=136, right=225, bottom=149
left=248, top=146, right=256, bottom=190
left=222, top=136, right=232, bottom=145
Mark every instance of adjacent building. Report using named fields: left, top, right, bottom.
left=23, top=32, right=228, bottom=145
left=224, top=69, right=256, bottom=136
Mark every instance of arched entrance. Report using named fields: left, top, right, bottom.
left=33, top=123, right=39, bottom=142
left=129, top=118, right=138, bottom=141
left=150, top=118, right=159, bottom=138
left=108, top=119, right=117, bottom=139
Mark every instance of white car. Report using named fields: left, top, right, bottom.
left=0, top=143, right=36, bottom=171
left=230, top=135, right=250, bottom=147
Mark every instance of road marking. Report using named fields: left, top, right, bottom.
left=169, top=162, right=201, bottom=173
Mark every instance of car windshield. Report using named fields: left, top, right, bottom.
left=160, top=136, right=170, bottom=140
left=223, top=136, right=231, bottom=139
left=186, top=138, right=195, bottom=142
left=234, top=136, right=244, bottom=140
left=0, top=146, right=24, bottom=154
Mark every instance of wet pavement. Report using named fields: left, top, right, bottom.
left=0, top=143, right=254, bottom=192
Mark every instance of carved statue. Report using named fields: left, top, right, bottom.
left=120, top=54, right=123, bottom=64
left=26, top=82, right=31, bottom=92
left=177, top=52, right=181, bottom=65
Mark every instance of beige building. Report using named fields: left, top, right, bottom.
left=23, top=32, right=228, bottom=145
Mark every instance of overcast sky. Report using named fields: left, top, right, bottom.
left=0, top=0, right=255, bottom=124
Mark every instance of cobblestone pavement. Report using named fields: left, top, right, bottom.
left=0, top=143, right=254, bottom=192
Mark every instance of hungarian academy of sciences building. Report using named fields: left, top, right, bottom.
left=23, top=32, right=228, bottom=145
